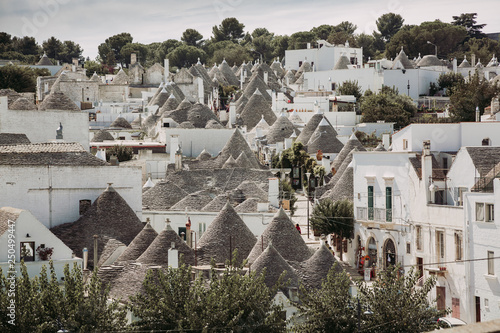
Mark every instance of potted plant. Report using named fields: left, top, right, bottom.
left=36, top=245, right=54, bottom=261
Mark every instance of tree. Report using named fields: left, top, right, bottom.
left=98, top=33, right=133, bottom=66
left=293, top=266, right=357, bottom=333
left=338, top=80, right=362, bottom=101
left=43, top=36, right=64, bottom=59
left=310, top=199, right=354, bottom=261
left=360, top=87, right=417, bottom=129
left=209, top=41, right=252, bottom=65
left=449, top=70, right=500, bottom=121
left=355, top=33, right=377, bottom=61
left=11, top=36, right=41, bottom=56
left=288, top=31, right=316, bottom=50
left=212, top=17, right=245, bottom=42
left=59, top=40, right=83, bottom=64
left=130, top=257, right=286, bottom=332
left=181, top=28, right=204, bottom=47
left=280, top=179, right=298, bottom=216
left=358, top=265, right=446, bottom=333
left=460, top=37, right=500, bottom=65
left=106, top=145, right=133, bottom=162
left=437, top=72, right=464, bottom=95
left=153, top=39, right=182, bottom=64
left=271, top=35, right=289, bottom=59
left=0, top=65, right=50, bottom=92
left=167, top=44, right=207, bottom=68
left=376, top=13, right=404, bottom=43
left=120, top=42, right=149, bottom=67
left=452, top=13, right=486, bottom=40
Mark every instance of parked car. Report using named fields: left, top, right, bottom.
left=437, top=317, right=467, bottom=328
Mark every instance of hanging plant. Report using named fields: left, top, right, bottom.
left=36, top=245, right=54, bottom=261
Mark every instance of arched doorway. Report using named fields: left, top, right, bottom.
left=366, top=237, right=378, bottom=269
left=383, top=238, right=396, bottom=268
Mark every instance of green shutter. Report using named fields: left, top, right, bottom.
left=386, top=187, right=392, bottom=222
left=368, top=186, right=374, bottom=220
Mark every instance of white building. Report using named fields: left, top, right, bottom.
left=0, top=142, right=142, bottom=229
left=0, top=207, right=82, bottom=278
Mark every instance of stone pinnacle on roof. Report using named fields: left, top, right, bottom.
left=115, top=221, right=159, bottom=263
left=247, top=208, right=311, bottom=264
left=392, top=46, right=414, bottom=70
left=306, top=117, right=343, bottom=154
left=197, top=202, right=257, bottom=265
left=197, top=148, right=212, bottom=161
left=37, top=53, right=54, bottom=66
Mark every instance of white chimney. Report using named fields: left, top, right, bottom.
left=175, top=146, right=182, bottom=171
left=83, top=248, right=88, bottom=270
left=284, top=137, right=293, bottom=149
left=131, top=53, right=137, bottom=65
left=197, top=77, right=204, bottom=104
left=453, top=58, right=458, bottom=73
left=263, top=71, right=268, bottom=84
left=268, top=177, right=279, bottom=207
left=164, top=59, right=169, bottom=83
left=307, top=43, right=311, bottom=49
left=476, top=106, right=480, bottom=122
left=168, top=242, right=179, bottom=268
left=170, top=135, right=179, bottom=164
left=471, top=54, right=476, bottom=67
left=382, top=133, right=390, bottom=149
left=229, top=103, right=236, bottom=127
left=422, top=140, right=433, bottom=203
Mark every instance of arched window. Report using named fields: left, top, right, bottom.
left=384, top=238, right=396, bottom=268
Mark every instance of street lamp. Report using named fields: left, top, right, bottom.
left=250, top=48, right=263, bottom=64
left=305, top=172, right=311, bottom=239
left=427, top=41, right=437, bottom=56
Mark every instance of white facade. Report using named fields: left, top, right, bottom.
left=391, top=123, right=500, bottom=153
left=0, top=165, right=142, bottom=229
left=0, top=208, right=82, bottom=279
left=0, top=96, right=90, bottom=150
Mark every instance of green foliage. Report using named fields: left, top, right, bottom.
left=361, top=87, right=417, bottom=129
left=209, top=41, right=252, bottom=66
left=386, top=21, right=467, bottom=58
left=153, top=39, right=182, bottom=65
left=105, top=145, right=134, bottom=162
left=120, top=42, right=149, bottom=67
left=181, top=28, right=204, bottom=47
left=167, top=44, right=207, bottom=68
left=0, top=262, right=126, bottom=332
left=98, top=33, right=133, bottom=66
left=293, top=265, right=357, bottom=333
left=310, top=199, right=354, bottom=240
left=212, top=17, right=245, bottom=42
left=42, top=37, right=83, bottom=64
left=438, top=72, right=464, bottom=94
left=338, top=80, right=362, bottom=101
left=449, top=70, right=500, bottom=121
left=376, top=13, right=404, bottom=43
left=288, top=31, right=316, bottom=50
left=354, top=131, right=379, bottom=148
left=0, top=65, right=50, bottom=92
left=355, top=33, right=377, bottom=62
left=452, top=13, right=486, bottom=40
left=84, top=60, right=108, bottom=77
left=459, top=37, right=500, bottom=64
left=130, top=257, right=286, bottom=332
left=357, top=265, right=446, bottom=333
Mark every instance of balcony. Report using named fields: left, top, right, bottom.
left=357, top=207, right=392, bottom=222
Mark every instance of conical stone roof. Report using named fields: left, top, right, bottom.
left=0, top=89, right=22, bottom=107
left=235, top=151, right=252, bottom=168
left=150, top=88, right=170, bottom=108
left=185, top=103, right=220, bottom=128
left=142, top=180, right=189, bottom=210
left=374, top=143, right=386, bottom=151
left=219, top=60, right=240, bottom=86
left=243, top=75, right=272, bottom=101
left=295, top=61, right=312, bottom=79
left=10, top=97, right=37, bottom=110
left=137, top=223, right=195, bottom=266
left=293, top=244, right=340, bottom=290
left=288, top=111, right=304, bottom=125
left=197, top=149, right=212, bottom=161
left=235, top=198, right=262, bottom=213
left=306, top=118, right=343, bottom=154
left=251, top=243, right=300, bottom=292
left=37, top=53, right=53, bottom=66
left=266, top=114, right=296, bottom=144
left=217, top=129, right=261, bottom=168
left=116, top=221, right=158, bottom=263
left=112, top=68, right=129, bottom=84
left=239, top=90, right=276, bottom=131
left=201, top=194, right=230, bottom=212
left=90, top=72, right=100, bottom=81
left=235, top=94, right=249, bottom=114
left=197, top=202, right=257, bottom=265
left=223, top=156, right=238, bottom=169
left=295, top=113, right=330, bottom=145
left=39, top=91, right=80, bottom=111
left=205, top=119, right=224, bottom=129
left=331, top=133, right=365, bottom=172
left=91, top=129, right=115, bottom=142
left=169, top=190, right=215, bottom=211
left=159, top=94, right=180, bottom=116
left=334, top=55, right=351, bottom=70
left=392, top=47, right=414, bottom=69
left=229, top=180, right=268, bottom=202
left=417, top=55, right=442, bottom=67
left=51, top=185, right=144, bottom=265
left=247, top=208, right=311, bottom=264
left=326, top=165, right=353, bottom=202
left=324, top=148, right=357, bottom=193
left=284, top=71, right=296, bottom=85
left=109, top=116, right=132, bottom=129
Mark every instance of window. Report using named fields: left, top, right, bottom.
left=416, top=226, right=422, bottom=251
left=386, top=187, right=392, bottom=222
left=482, top=138, right=491, bottom=146
left=455, top=231, right=463, bottom=260
left=368, top=186, right=374, bottom=220
left=457, top=187, right=467, bottom=206
left=20, top=241, right=35, bottom=262
left=79, top=199, right=91, bottom=215
left=488, top=251, right=494, bottom=275
left=476, top=203, right=485, bottom=221
left=198, top=222, right=206, bottom=237
left=486, top=204, right=494, bottom=222
left=406, top=242, right=411, bottom=254
left=403, top=139, right=408, bottom=150
left=298, top=61, right=303, bottom=67
left=436, top=231, right=445, bottom=262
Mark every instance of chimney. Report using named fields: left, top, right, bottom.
left=175, top=146, right=182, bottom=170
left=168, top=242, right=179, bottom=268
left=268, top=177, right=279, bottom=207
left=476, top=106, right=480, bottom=122
left=422, top=140, right=433, bottom=203
left=72, top=58, right=79, bottom=67
left=131, top=53, right=137, bottom=65
left=170, top=135, right=179, bottom=164
left=382, top=133, right=390, bottom=149
left=83, top=248, right=88, bottom=270
left=197, top=77, right=204, bottom=104
left=164, top=58, right=169, bottom=83
left=307, top=43, right=311, bottom=49
left=186, top=217, right=192, bottom=248
left=471, top=54, right=476, bottom=67
left=109, top=155, right=119, bottom=166
left=263, top=71, right=269, bottom=84
left=453, top=58, right=458, bottom=73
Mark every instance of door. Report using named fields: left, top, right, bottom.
left=417, top=257, right=424, bottom=279
left=476, top=296, right=481, bottom=322
left=436, top=287, right=446, bottom=311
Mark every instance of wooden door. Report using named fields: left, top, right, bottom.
left=436, top=286, right=446, bottom=311
left=476, top=296, right=481, bottom=322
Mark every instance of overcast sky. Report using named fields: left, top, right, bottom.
left=1, top=0, right=498, bottom=60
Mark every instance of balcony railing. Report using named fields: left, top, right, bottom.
left=356, top=207, right=392, bottom=222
